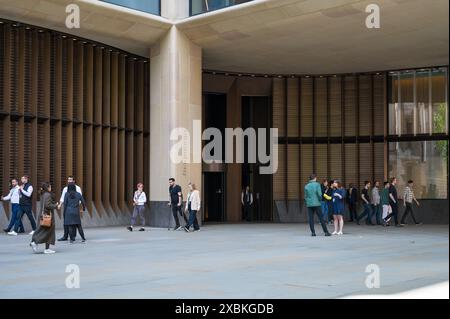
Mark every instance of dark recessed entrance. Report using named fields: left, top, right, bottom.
left=242, top=96, right=273, bottom=222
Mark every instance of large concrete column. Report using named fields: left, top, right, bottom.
left=148, top=26, right=202, bottom=227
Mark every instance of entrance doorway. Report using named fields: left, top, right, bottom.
left=242, top=96, right=273, bottom=222
left=203, top=172, right=226, bottom=222
left=203, top=93, right=227, bottom=222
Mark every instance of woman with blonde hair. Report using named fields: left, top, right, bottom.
left=184, top=183, right=200, bottom=232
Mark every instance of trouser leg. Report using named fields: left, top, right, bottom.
left=171, top=205, right=180, bottom=228
left=131, top=206, right=139, bottom=226
left=316, top=208, right=330, bottom=234
left=68, top=225, right=76, bottom=241
left=76, top=224, right=86, bottom=240
left=308, top=208, right=315, bottom=234
left=138, top=206, right=146, bottom=227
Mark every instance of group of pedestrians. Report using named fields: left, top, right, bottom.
left=126, top=177, right=201, bottom=233
left=305, top=174, right=422, bottom=237
left=1, top=176, right=87, bottom=254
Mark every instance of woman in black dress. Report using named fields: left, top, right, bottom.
left=62, top=184, right=87, bottom=243
left=30, top=182, right=59, bottom=254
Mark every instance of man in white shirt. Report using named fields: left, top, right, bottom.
left=58, top=176, right=83, bottom=241
left=11, top=176, right=37, bottom=235
left=1, top=178, right=24, bottom=234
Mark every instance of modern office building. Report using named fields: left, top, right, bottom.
left=0, top=0, right=448, bottom=228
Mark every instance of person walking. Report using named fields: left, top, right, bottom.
left=2, top=178, right=25, bottom=234
left=184, top=183, right=201, bottom=232
left=58, top=176, right=82, bottom=242
left=371, top=180, right=382, bottom=225
left=168, top=178, right=186, bottom=231
left=61, top=184, right=87, bottom=243
left=12, top=176, right=37, bottom=235
left=346, top=183, right=358, bottom=222
left=304, top=174, right=331, bottom=237
left=356, top=181, right=373, bottom=225
left=127, top=183, right=147, bottom=232
left=241, top=186, right=253, bottom=222
left=331, top=180, right=345, bottom=235
left=29, top=182, right=59, bottom=254
left=380, top=181, right=392, bottom=226
left=401, top=180, right=422, bottom=226
left=384, top=177, right=402, bottom=227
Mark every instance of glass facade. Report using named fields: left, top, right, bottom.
left=389, top=141, right=448, bottom=199
left=101, top=0, right=160, bottom=15
left=190, top=0, right=253, bottom=16
left=388, top=67, right=448, bottom=199
left=389, top=67, right=448, bottom=136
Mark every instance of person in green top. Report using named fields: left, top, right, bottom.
left=304, top=174, right=331, bottom=237
left=380, top=181, right=391, bottom=225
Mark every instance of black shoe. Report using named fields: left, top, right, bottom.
left=356, top=220, right=360, bottom=225
left=325, top=233, right=332, bottom=237
left=184, top=226, right=190, bottom=232
left=127, top=226, right=133, bottom=232
left=18, top=230, right=25, bottom=234
left=58, top=237, right=68, bottom=241
left=81, top=239, right=86, bottom=243
left=311, top=233, right=316, bottom=237
left=69, top=240, right=75, bottom=244
left=139, top=228, right=145, bottom=232
left=395, top=224, right=403, bottom=227
left=3, top=228, right=10, bottom=233
left=174, top=226, right=182, bottom=231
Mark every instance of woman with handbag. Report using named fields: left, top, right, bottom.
left=30, top=182, right=59, bottom=254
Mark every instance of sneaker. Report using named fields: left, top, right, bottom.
left=174, top=226, right=182, bottom=231
left=415, top=222, right=423, bottom=226
left=30, top=242, right=38, bottom=253
left=81, top=239, right=86, bottom=243
left=337, top=231, right=343, bottom=235
left=139, top=228, right=145, bottom=232
left=400, top=223, right=407, bottom=226
left=8, top=231, right=18, bottom=236
left=44, top=249, right=56, bottom=254
left=127, top=226, right=133, bottom=232
left=184, top=226, right=190, bottom=233
left=193, top=229, right=200, bottom=232
left=57, top=237, right=68, bottom=241
left=3, top=228, right=10, bottom=233
left=29, top=231, right=35, bottom=235
left=332, top=231, right=338, bottom=235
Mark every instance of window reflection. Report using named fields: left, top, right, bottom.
left=388, top=67, right=448, bottom=136
left=389, top=141, right=448, bottom=199
left=190, top=0, right=253, bottom=16
left=101, top=0, right=160, bottom=15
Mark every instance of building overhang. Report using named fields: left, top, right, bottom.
left=177, top=0, right=449, bottom=74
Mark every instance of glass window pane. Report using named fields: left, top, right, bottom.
left=432, top=68, right=448, bottom=134
left=389, top=140, right=448, bottom=199
left=102, top=0, right=160, bottom=15
left=388, top=72, right=399, bottom=135
left=416, top=70, right=431, bottom=134
left=400, top=71, right=415, bottom=135
left=190, top=0, right=253, bottom=16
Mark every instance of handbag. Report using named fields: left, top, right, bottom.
left=40, top=213, right=52, bottom=227
left=39, top=196, right=52, bottom=228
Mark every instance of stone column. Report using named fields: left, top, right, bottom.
left=148, top=26, right=202, bottom=227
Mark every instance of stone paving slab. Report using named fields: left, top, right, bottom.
left=0, top=224, right=448, bottom=299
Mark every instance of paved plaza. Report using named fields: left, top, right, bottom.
left=0, top=224, right=448, bottom=299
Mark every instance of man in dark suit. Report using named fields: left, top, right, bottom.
left=346, top=183, right=358, bottom=222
